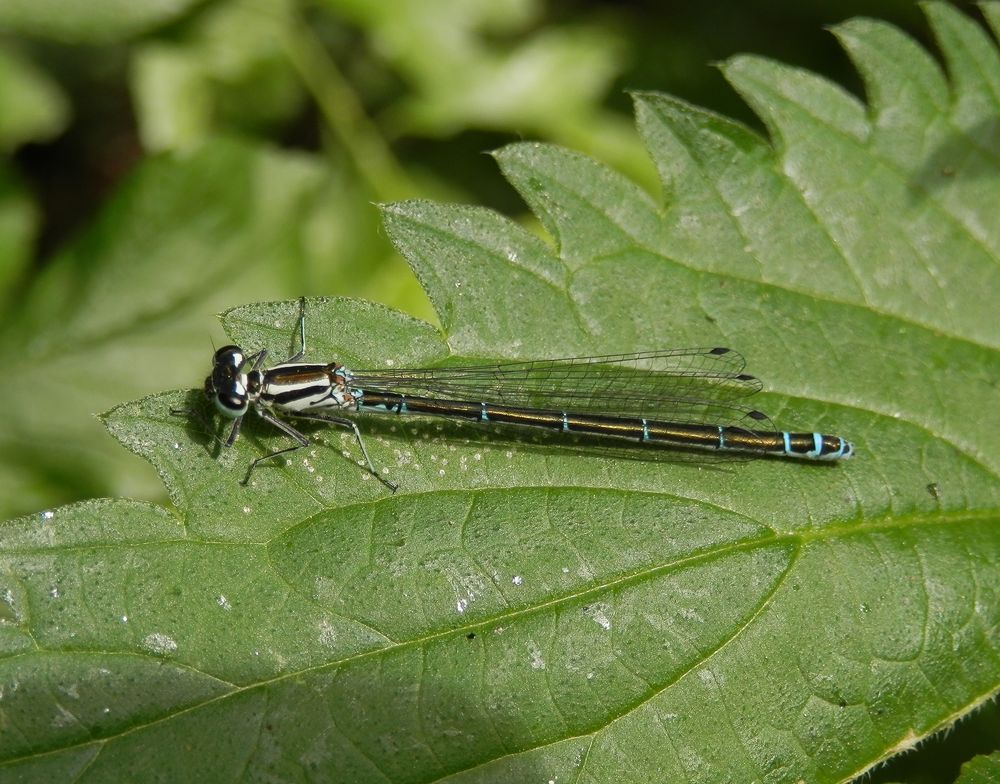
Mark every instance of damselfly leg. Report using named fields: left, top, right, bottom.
left=200, top=299, right=397, bottom=491
left=243, top=408, right=398, bottom=491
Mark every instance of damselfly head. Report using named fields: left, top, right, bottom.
left=206, top=347, right=250, bottom=418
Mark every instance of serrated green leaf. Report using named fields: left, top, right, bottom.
left=866, top=698, right=1000, bottom=783
left=956, top=751, right=1000, bottom=784
left=4, top=4, right=1000, bottom=783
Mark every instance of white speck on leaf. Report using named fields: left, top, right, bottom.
left=527, top=640, right=545, bottom=670
left=585, top=604, right=611, bottom=630
left=141, top=633, right=178, bottom=656
left=51, top=704, right=77, bottom=728
left=318, top=620, right=337, bottom=647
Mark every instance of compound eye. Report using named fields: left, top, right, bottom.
left=213, top=388, right=248, bottom=417
left=206, top=368, right=248, bottom=417
left=218, top=391, right=247, bottom=415
left=213, top=345, right=245, bottom=369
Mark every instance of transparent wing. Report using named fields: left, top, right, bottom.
left=352, top=348, right=773, bottom=429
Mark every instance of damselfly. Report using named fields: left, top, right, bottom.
left=200, top=300, right=853, bottom=490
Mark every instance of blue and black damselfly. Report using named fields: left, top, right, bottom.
left=199, top=300, right=853, bottom=491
